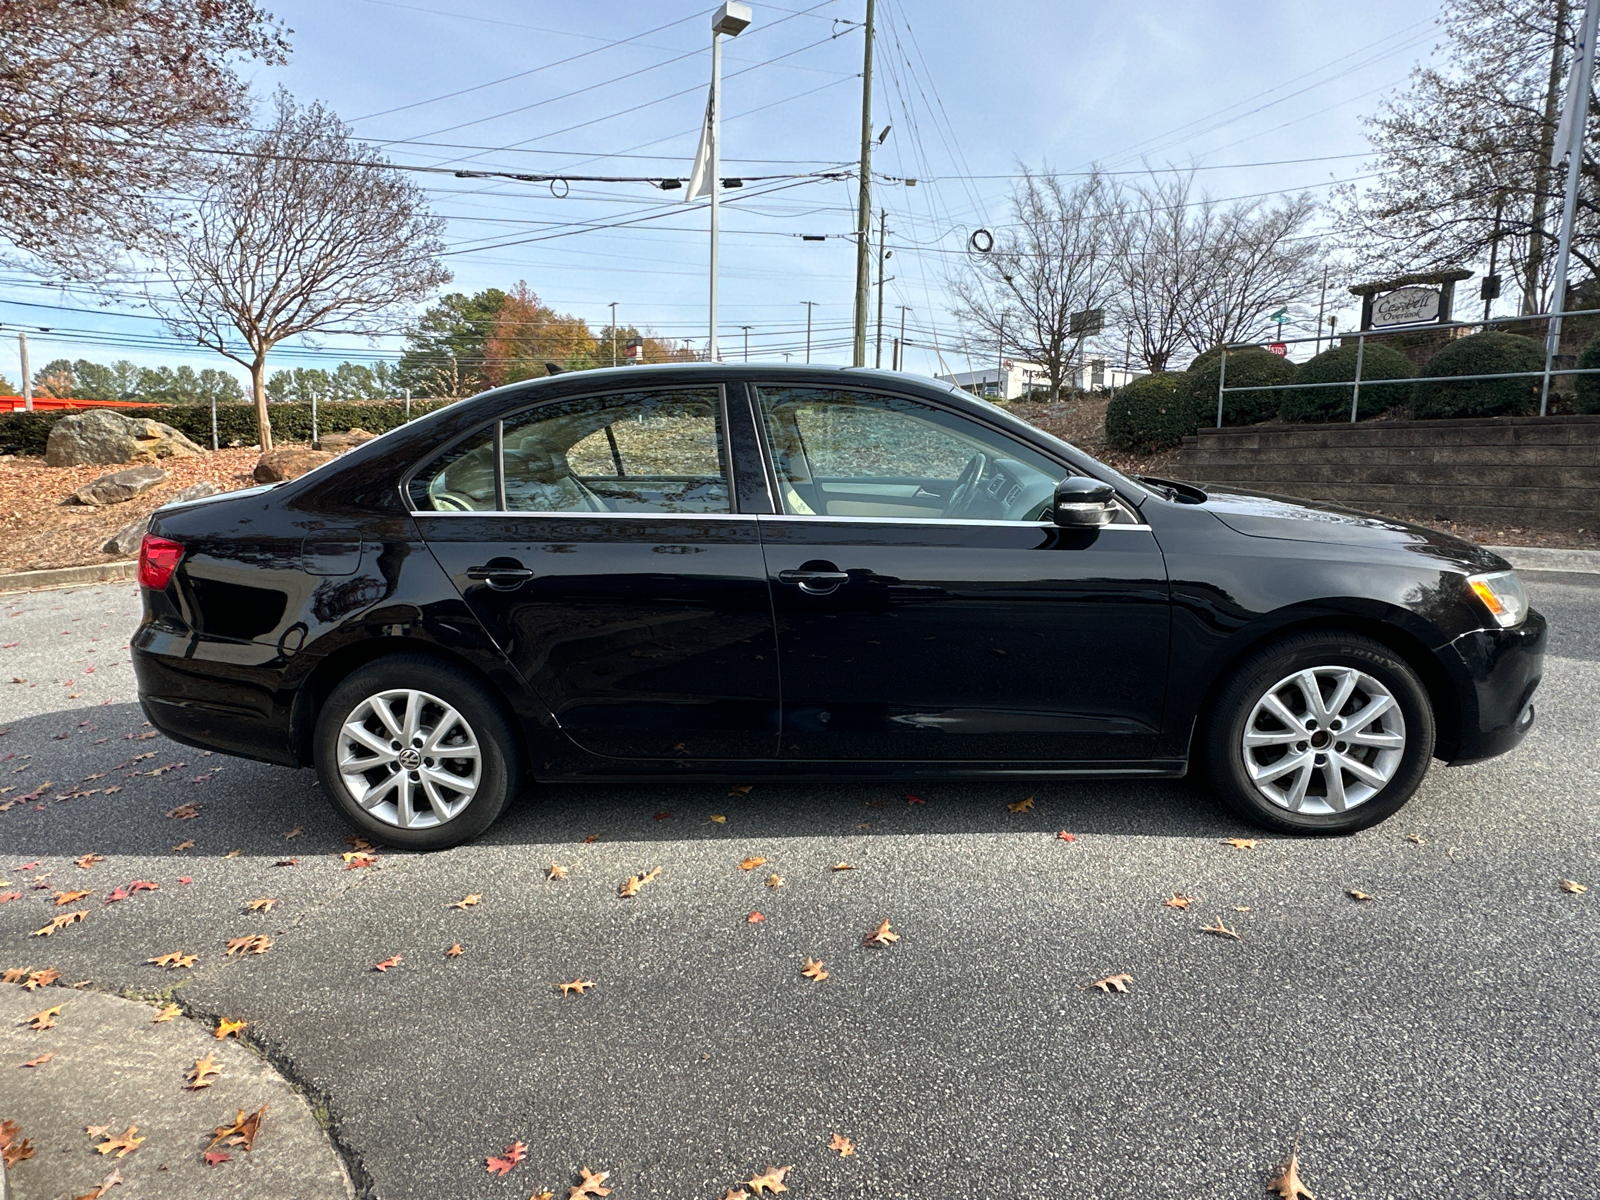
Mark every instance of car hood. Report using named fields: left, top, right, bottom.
left=1194, top=484, right=1509, bottom=572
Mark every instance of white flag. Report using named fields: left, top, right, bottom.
left=686, top=90, right=714, bottom=201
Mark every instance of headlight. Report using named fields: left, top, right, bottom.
left=1467, top=570, right=1528, bottom=629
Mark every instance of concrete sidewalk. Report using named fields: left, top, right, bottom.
left=0, top=983, right=351, bottom=1200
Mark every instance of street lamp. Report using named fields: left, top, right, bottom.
left=704, top=2, right=752, bottom=362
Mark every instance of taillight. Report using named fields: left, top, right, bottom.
left=138, top=535, right=184, bottom=590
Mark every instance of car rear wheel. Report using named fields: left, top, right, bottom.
left=1204, top=632, right=1435, bottom=834
left=314, top=654, right=518, bottom=850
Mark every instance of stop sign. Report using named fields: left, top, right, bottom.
left=1268, top=342, right=1288, bottom=356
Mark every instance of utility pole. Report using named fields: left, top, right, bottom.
left=609, top=302, right=618, bottom=366
left=895, top=305, right=911, bottom=371
left=1314, top=265, right=1329, bottom=356
left=802, top=301, right=817, bottom=363
left=1484, top=194, right=1505, bottom=324
left=874, top=208, right=889, bottom=367
left=852, top=0, right=877, bottom=367
left=18, top=332, right=31, bottom=413
left=995, top=317, right=1004, bottom=400
left=741, top=325, right=752, bottom=361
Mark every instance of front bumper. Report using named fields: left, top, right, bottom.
left=1441, top=607, right=1547, bottom=764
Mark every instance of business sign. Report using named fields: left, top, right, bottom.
left=1370, top=285, right=1442, bottom=328
left=1069, top=307, right=1105, bottom=337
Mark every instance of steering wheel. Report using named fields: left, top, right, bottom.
left=942, top=451, right=988, bottom=518
left=429, top=490, right=482, bottom=512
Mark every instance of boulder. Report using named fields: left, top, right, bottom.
left=45, top=409, right=205, bottom=467
left=70, top=465, right=169, bottom=507
left=254, top=446, right=336, bottom=483
left=99, top=482, right=222, bottom=556
left=167, top=481, right=222, bottom=505
left=318, top=428, right=375, bottom=453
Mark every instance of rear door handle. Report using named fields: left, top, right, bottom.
left=779, top=568, right=850, bottom=594
left=466, top=563, right=535, bottom=590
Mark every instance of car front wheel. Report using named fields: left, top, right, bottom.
left=313, top=654, right=519, bottom=850
left=1205, top=632, right=1435, bottom=834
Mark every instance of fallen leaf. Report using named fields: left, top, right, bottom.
left=75, top=1167, right=123, bottom=1197
left=766, top=873, right=785, bottom=889
left=203, top=1151, right=231, bottom=1166
left=172, top=840, right=194, bottom=852
left=1267, top=1149, right=1316, bottom=1199
left=1221, top=838, right=1257, bottom=849
left=746, top=1165, right=792, bottom=1195
left=905, top=792, right=925, bottom=805
left=373, top=955, right=403, bottom=972
left=827, top=1133, right=855, bottom=1157
left=1560, top=879, right=1588, bottom=894
left=222, top=850, right=241, bottom=859
left=21, top=967, right=58, bottom=991
left=146, top=951, right=197, bottom=969
left=93, top=1126, right=144, bottom=1158
left=722, top=1191, right=751, bottom=1200
left=582, top=833, right=601, bottom=844
left=1405, top=833, right=1426, bottom=845
left=0, top=968, right=24, bottom=983
left=708, top=814, right=727, bottom=824
left=862, top=919, right=899, bottom=947
left=185, top=1053, right=221, bottom=1090
left=831, top=862, right=856, bottom=872
left=166, top=804, right=201, bottom=819
left=152, top=1004, right=181, bottom=1022
left=739, top=856, right=766, bottom=871
left=653, top=811, right=673, bottom=820
left=0, top=892, right=18, bottom=903
left=728, top=784, right=753, bottom=796
left=273, top=858, right=298, bottom=868
left=74, top=853, right=106, bottom=869
left=1163, top=895, right=1194, bottom=909
left=224, top=935, right=272, bottom=956
left=485, top=1140, right=527, bottom=1176
left=33, top=910, right=86, bottom=937
left=558, top=978, right=594, bottom=996
left=284, top=826, right=303, bottom=838
left=213, top=1018, right=247, bottom=1040
left=1233, top=905, right=1252, bottom=912
left=446, top=943, right=463, bottom=957
left=569, top=1166, right=612, bottom=1198
left=127, top=881, right=158, bottom=894
left=0, top=1119, right=32, bottom=1167
left=547, top=863, right=569, bottom=881
left=746, top=911, right=766, bottom=924
left=1084, top=972, right=1134, bottom=993
left=344, top=836, right=375, bottom=851
left=53, top=889, right=91, bottom=905
left=1199, top=915, right=1242, bottom=940
left=343, top=854, right=377, bottom=870
left=801, top=958, right=828, bottom=981
left=1007, top=796, right=1035, bottom=812
left=618, top=866, right=662, bottom=898
left=1347, top=889, right=1375, bottom=902
left=448, top=894, right=481, bottom=909
left=1055, top=830, right=1076, bottom=842
left=246, top=898, right=277, bottom=913
left=532, top=1192, right=555, bottom=1200
left=103, top=886, right=130, bottom=904
left=206, top=1105, right=265, bottom=1153
left=21, top=1052, right=54, bottom=1067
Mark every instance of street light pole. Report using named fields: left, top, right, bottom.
left=896, top=305, right=911, bottom=371
left=18, top=332, right=31, bottom=413
left=706, top=3, right=752, bottom=364
left=609, top=301, right=618, bottom=366
left=741, top=325, right=752, bottom=361
left=802, top=301, right=817, bottom=363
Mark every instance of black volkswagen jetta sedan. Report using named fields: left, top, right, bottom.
left=131, top=364, right=1545, bottom=849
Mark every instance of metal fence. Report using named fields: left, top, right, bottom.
left=1212, top=308, right=1600, bottom=428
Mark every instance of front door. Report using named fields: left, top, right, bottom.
left=752, top=384, right=1171, bottom=764
left=412, top=385, right=780, bottom=761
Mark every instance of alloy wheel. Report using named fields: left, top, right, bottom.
left=1241, top=665, right=1406, bottom=814
left=336, top=688, right=482, bottom=829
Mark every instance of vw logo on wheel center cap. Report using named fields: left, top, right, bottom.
left=397, top=747, right=422, bottom=769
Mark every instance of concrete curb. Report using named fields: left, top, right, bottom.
left=0, top=561, right=136, bottom=594
left=0, top=985, right=352, bottom=1200
left=1489, top=545, right=1600, bottom=574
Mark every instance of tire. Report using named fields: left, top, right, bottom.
left=313, top=653, right=519, bottom=850
left=1203, top=631, right=1435, bottom=835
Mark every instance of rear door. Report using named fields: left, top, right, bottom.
left=410, top=384, right=780, bottom=762
left=752, top=384, right=1172, bottom=765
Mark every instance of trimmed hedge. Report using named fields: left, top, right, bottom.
left=0, top=399, right=453, bottom=457
left=1410, top=331, right=1543, bottom=419
left=1186, top=344, right=1263, bottom=373
left=1576, top=333, right=1600, bottom=414
left=1182, top=347, right=1297, bottom=427
left=1279, top=342, right=1416, bottom=422
left=1103, top=372, right=1193, bottom=453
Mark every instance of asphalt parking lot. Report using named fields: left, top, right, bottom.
left=1, top=573, right=1596, bottom=1200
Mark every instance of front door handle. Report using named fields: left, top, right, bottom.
left=779, top=567, right=850, bottom=595
left=466, top=561, right=535, bottom=590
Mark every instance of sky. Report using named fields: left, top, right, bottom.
left=1, top=0, right=1447, bottom=389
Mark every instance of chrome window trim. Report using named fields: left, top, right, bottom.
left=408, top=509, right=1151, bottom=531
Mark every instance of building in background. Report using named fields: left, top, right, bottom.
left=937, top=358, right=1140, bottom=401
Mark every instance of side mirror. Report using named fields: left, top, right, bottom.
left=1052, top=475, right=1117, bottom=528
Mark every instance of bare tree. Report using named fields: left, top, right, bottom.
left=951, top=170, right=1118, bottom=398
left=1333, top=0, right=1598, bottom=313
left=151, top=92, right=450, bottom=449
left=1111, top=171, right=1211, bottom=372
left=0, top=0, right=287, bottom=273
left=1176, top=192, right=1323, bottom=356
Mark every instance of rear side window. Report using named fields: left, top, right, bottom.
left=408, top=387, right=730, bottom=514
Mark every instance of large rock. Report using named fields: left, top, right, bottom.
left=318, top=427, right=375, bottom=453
left=100, top=482, right=223, bottom=556
left=254, top=445, right=336, bottom=483
left=45, top=409, right=206, bottom=467
left=70, top=464, right=169, bottom=507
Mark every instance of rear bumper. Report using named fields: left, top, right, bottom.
left=131, top=625, right=303, bottom=768
left=1440, top=608, right=1546, bottom=764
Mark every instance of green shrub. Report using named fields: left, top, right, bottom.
left=0, top=398, right=455, bottom=458
left=1279, top=341, right=1416, bottom=422
left=1410, top=331, right=1543, bottom=419
left=1182, top=347, right=1297, bottom=427
left=1186, top=344, right=1263, bottom=373
left=1103, top=372, right=1193, bottom=453
left=1575, top=333, right=1600, bottom=414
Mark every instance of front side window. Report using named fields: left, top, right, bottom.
left=409, top=387, right=730, bottom=514
left=754, top=386, right=1064, bottom=521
